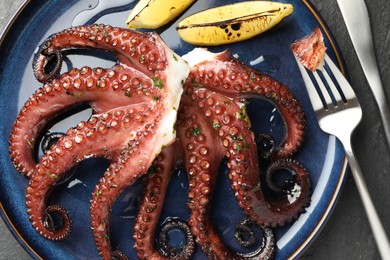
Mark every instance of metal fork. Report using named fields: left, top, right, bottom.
left=296, top=54, right=390, bottom=259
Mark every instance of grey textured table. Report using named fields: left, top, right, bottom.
left=1, top=0, right=389, bottom=259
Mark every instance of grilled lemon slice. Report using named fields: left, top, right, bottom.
left=177, top=1, right=293, bottom=46
left=126, top=0, right=195, bottom=29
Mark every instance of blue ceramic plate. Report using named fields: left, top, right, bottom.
left=0, top=0, right=348, bottom=259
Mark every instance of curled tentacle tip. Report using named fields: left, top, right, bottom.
left=33, top=48, right=63, bottom=83
left=41, top=132, right=66, bottom=154
left=158, top=219, right=195, bottom=259
left=235, top=219, right=256, bottom=248
left=256, top=134, right=276, bottom=160
left=235, top=219, right=275, bottom=259
left=43, top=204, right=72, bottom=240
left=265, top=158, right=311, bottom=224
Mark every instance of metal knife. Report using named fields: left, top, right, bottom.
left=336, top=0, right=390, bottom=145
left=336, top=1, right=390, bottom=258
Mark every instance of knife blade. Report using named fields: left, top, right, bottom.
left=336, top=0, right=390, bottom=146
left=336, top=1, right=390, bottom=259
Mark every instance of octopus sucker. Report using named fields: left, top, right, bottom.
left=9, top=24, right=312, bottom=259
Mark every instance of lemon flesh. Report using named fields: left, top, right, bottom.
left=177, top=1, right=293, bottom=46
left=126, top=0, right=195, bottom=29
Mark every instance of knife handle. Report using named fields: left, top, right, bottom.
left=344, top=138, right=390, bottom=259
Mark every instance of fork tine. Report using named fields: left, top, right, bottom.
left=322, top=68, right=345, bottom=106
left=294, top=55, right=324, bottom=111
left=312, top=71, right=334, bottom=107
left=325, top=54, right=356, bottom=100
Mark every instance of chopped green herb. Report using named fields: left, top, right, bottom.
left=191, top=79, right=201, bottom=88
left=152, top=96, right=160, bottom=101
left=172, top=54, right=178, bottom=61
left=103, top=30, right=110, bottom=38
left=191, top=127, right=202, bottom=137
left=152, top=77, right=163, bottom=89
left=148, top=164, right=158, bottom=177
left=236, top=143, right=242, bottom=153
left=124, top=92, right=133, bottom=97
left=252, top=182, right=261, bottom=191
left=27, top=139, right=35, bottom=148
left=45, top=171, right=58, bottom=179
left=212, top=122, right=221, bottom=129
left=102, top=233, right=109, bottom=240
left=236, top=104, right=248, bottom=121
left=109, top=184, right=118, bottom=190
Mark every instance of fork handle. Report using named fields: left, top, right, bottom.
left=343, top=138, right=390, bottom=259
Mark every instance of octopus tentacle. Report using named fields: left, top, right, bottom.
left=182, top=82, right=309, bottom=228
left=178, top=101, right=257, bottom=260
left=133, top=145, right=195, bottom=260
left=90, top=120, right=170, bottom=259
left=185, top=49, right=305, bottom=158
left=233, top=153, right=310, bottom=227
left=26, top=106, right=153, bottom=240
left=33, top=24, right=168, bottom=80
left=181, top=49, right=310, bottom=227
left=9, top=65, right=156, bottom=177
left=132, top=145, right=177, bottom=260
left=86, top=30, right=189, bottom=259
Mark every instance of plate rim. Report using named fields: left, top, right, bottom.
left=0, top=0, right=349, bottom=259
